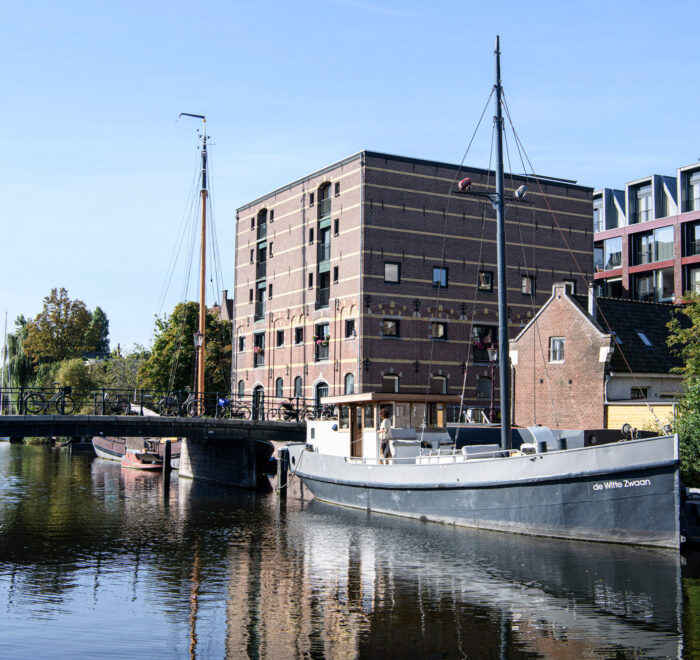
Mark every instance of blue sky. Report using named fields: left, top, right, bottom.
left=1, top=0, right=698, bottom=350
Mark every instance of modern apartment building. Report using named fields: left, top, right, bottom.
left=593, top=162, right=700, bottom=301
left=232, top=151, right=592, bottom=408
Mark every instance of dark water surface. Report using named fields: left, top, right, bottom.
left=1, top=443, right=699, bottom=659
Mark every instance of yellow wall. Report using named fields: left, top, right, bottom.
left=605, top=403, right=677, bottom=431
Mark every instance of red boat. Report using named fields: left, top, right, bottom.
left=121, top=448, right=163, bottom=470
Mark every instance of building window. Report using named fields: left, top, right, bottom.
left=308, top=272, right=313, bottom=288
left=318, top=183, right=331, bottom=219
left=521, top=275, right=534, bottom=295
left=687, top=265, right=700, bottom=294
left=276, top=329, right=285, bottom=347
left=431, top=321, right=447, bottom=340
left=269, top=242, right=273, bottom=257
left=472, top=325, right=497, bottom=362
left=384, top=262, right=401, bottom=284
left=636, top=330, right=653, bottom=347
left=294, top=327, right=304, bottom=345
left=334, top=182, right=340, bottom=197
left=237, top=380, right=245, bottom=398
left=249, top=289, right=253, bottom=303
left=593, top=199, right=604, bottom=233
left=294, top=376, right=303, bottom=397
left=314, top=322, right=330, bottom=361
left=309, top=192, right=314, bottom=207
left=476, top=376, right=491, bottom=399
left=634, top=267, right=674, bottom=303
left=268, top=283, right=273, bottom=299
left=549, top=337, right=565, bottom=363
left=334, top=218, right=339, bottom=236
left=631, top=386, right=649, bottom=400
left=686, top=222, right=700, bottom=257
left=382, top=374, right=399, bottom=393
left=250, top=217, right=255, bottom=230
left=633, top=226, right=673, bottom=265
left=253, top=332, right=265, bottom=367
left=564, top=279, right=576, bottom=294
left=430, top=376, right=447, bottom=394
left=345, top=319, right=356, bottom=338
left=308, top=228, right=314, bottom=244
left=238, top=336, right=245, bottom=352
left=382, top=319, right=399, bottom=337
left=478, top=271, right=493, bottom=291
left=333, top=266, right=339, bottom=283
left=344, top=373, right=354, bottom=395
left=432, top=266, right=448, bottom=288
left=634, top=185, right=652, bottom=223
left=686, top=172, right=700, bottom=212
left=275, top=377, right=284, bottom=399
left=250, top=249, right=254, bottom=263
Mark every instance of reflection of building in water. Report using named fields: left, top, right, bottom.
left=218, top=495, right=682, bottom=659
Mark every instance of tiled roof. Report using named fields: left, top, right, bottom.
left=571, top=295, right=687, bottom=374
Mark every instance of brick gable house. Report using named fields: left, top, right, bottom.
left=510, top=283, right=685, bottom=430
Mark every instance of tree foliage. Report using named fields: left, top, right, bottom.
left=138, top=302, right=231, bottom=393
left=667, top=292, right=700, bottom=486
left=5, top=316, right=35, bottom=388
left=56, top=358, right=97, bottom=392
left=93, top=348, right=148, bottom=391
left=86, top=306, right=110, bottom=353
left=24, top=288, right=97, bottom=365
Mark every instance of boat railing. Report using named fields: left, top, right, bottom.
left=346, top=446, right=519, bottom=465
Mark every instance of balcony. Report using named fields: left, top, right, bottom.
left=632, top=209, right=653, bottom=224
left=254, top=300, right=266, bottom=320
left=316, top=287, right=330, bottom=309
left=317, top=243, right=330, bottom=262
left=256, top=262, right=267, bottom=280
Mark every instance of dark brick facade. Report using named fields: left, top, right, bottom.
left=233, top=151, right=592, bottom=406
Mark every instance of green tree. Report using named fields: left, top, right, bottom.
left=93, top=348, right=148, bottom=391
left=86, top=306, right=110, bottom=353
left=139, top=302, right=231, bottom=393
left=56, top=358, right=97, bottom=391
left=5, top=316, right=36, bottom=389
left=24, top=288, right=94, bottom=366
left=667, top=292, right=700, bottom=486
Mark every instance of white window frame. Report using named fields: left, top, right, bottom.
left=548, top=337, right=565, bottom=363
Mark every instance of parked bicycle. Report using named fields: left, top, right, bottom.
left=25, top=387, right=75, bottom=415
left=94, top=392, right=130, bottom=415
left=215, top=396, right=252, bottom=420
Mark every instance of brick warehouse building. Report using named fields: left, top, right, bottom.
left=232, top=151, right=593, bottom=410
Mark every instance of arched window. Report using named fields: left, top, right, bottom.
left=430, top=376, right=447, bottom=394
left=315, top=381, right=329, bottom=407
left=275, top=377, right=284, bottom=399
left=344, top=373, right=354, bottom=395
left=256, top=209, right=268, bottom=240
left=252, top=385, right=265, bottom=420
left=477, top=377, right=491, bottom=399
left=237, top=380, right=245, bottom=399
left=318, top=182, right=332, bottom=219
left=382, top=374, right=399, bottom=393
left=294, top=376, right=303, bottom=398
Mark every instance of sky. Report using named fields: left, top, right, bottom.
left=1, top=0, right=699, bottom=351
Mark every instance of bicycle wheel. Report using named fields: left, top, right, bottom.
left=187, top=399, right=205, bottom=417
left=277, top=404, right=294, bottom=421
left=159, top=399, right=176, bottom=416
left=57, top=395, right=75, bottom=415
left=320, top=406, right=334, bottom=420
left=25, top=393, right=45, bottom=414
left=233, top=405, right=251, bottom=420
left=304, top=406, right=318, bottom=421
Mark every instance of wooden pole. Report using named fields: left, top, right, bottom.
left=197, top=122, right=208, bottom=404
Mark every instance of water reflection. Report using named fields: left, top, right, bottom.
left=0, top=444, right=695, bottom=658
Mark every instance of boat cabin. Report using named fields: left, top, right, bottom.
left=307, top=393, right=463, bottom=461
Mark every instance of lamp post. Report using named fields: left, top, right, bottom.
left=193, top=332, right=204, bottom=398
left=487, top=344, right=498, bottom=423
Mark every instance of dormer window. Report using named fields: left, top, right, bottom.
left=636, top=331, right=653, bottom=347
left=634, top=185, right=652, bottom=223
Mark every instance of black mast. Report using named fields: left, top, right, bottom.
left=494, top=36, right=511, bottom=451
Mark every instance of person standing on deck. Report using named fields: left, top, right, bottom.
left=378, top=408, right=392, bottom=461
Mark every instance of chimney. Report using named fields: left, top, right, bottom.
left=588, top=286, right=597, bottom=322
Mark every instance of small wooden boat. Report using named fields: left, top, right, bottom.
left=93, top=436, right=181, bottom=469
left=121, top=447, right=163, bottom=470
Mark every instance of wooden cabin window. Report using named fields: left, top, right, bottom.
left=363, top=404, right=375, bottom=428
left=339, top=405, right=350, bottom=429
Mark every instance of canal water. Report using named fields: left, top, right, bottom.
left=1, top=443, right=699, bottom=659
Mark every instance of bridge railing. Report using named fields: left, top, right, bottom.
left=0, top=386, right=336, bottom=423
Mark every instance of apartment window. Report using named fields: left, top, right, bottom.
left=276, top=329, right=285, bottom=347
left=382, top=374, right=399, bottom=393
left=432, top=266, right=448, bottom=288
left=634, top=268, right=674, bottom=303
left=685, top=221, right=700, bottom=257
left=431, top=321, right=447, bottom=340
left=238, top=380, right=245, bottom=398
left=274, top=377, right=283, bottom=398
left=549, top=337, right=565, bottom=362
left=269, top=242, right=273, bottom=257
left=631, top=386, right=649, bottom=400
left=333, top=266, right=339, bottom=283
left=309, top=192, right=315, bottom=206
left=521, top=275, right=534, bottom=295
left=308, top=228, right=314, bottom=244
left=344, top=373, right=354, bottom=395
left=269, top=209, right=274, bottom=222
left=593, top=199, right=604, bottom=233
left=318, top=183, right=331, bottom=218
left=268, top=283, right=273, bottom=299
left=250, top=249, right=254, bottom=263
left=633, top=226, right=673, bottom=265
left=382, top=319, right=399, bottom=337
left=430, top=376, right=447, bottom=394
left=687, top=172, right=700, bottom=212
left=256, top=209, right=268, bottom=240
left=248, top=289, right=253, bottom=303
left=478, top=271, right=493, bottom=291
left=253, top=332, right=265, bottom=367
left=476, top=376, right=491, bottom=399
left=384, top=262, right=401, bottom=284
left=635, top=185, right=652, bottom=223
left=564, top=280, right=576, bottom=294
left=314, top=322, right=329, bottom=362
left=345, top=319, right=356, bottom=338
left=334, top=218, right=339, bottom=236
left=250, top=217, right=255, bottom=230
left=687, top=265, right=700, bottom=294
left=294, top=376, right=303, bottom=397
left=238, top=336, right=245, bottom=352
left=334, top=182, right=340, bottom=197
left=472, top=325, right=497, bottom=362
left=294, top=327, right=304, bottom=345
left=308, top=272, right=313, bottom=289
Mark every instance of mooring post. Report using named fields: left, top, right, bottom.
left=163, top=439, right=172, bottom=476
left=277, top=447, right=289, bottom=500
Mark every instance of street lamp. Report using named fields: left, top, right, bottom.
left=193, top=332, right=204, bottom=400
left=487, top=344, right=498, bottom=423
